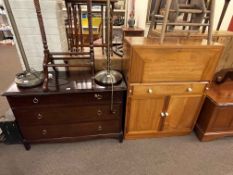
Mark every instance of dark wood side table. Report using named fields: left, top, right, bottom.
left=113, top=27, right=144, bottom=57
left=195, top=80, right=233, bottom=141
left=2, top=71, right=127, bottom=150
left=122, top=27, right=145, bottom=39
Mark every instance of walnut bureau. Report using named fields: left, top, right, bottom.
left=3, top=71, right=127, bottom=150
left=123, top=37, right=224, bottom=139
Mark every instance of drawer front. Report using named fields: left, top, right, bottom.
left=7, top=91, right=124, bottom=108
left=20, top=121, right=121, bottom=140
left=14, top=104, right=122, bottom=126
left=130, top=82, right=207, bottom=97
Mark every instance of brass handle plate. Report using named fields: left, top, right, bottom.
left=94, top=94, right=103, bottom=100
left=42, top=129, right=47, bottom=135
left=97, top=125, right=103, bottom=131
left=37, top=113, right=43, bottom=120
left=33, top=97, right=39, bottom=104
left=97, top=110, right=102, bottom=116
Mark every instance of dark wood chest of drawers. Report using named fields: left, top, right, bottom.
left=3, top=72, right=127, bottom=150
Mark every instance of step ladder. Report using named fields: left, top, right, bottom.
left=148, top=0, right=215, bottom=44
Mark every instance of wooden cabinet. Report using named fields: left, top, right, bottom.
left=125, top=84, right=204, bottom=139
left=123, top=37, right=223, bottom=139
left=195, top=81, right=233, bottom=141
left=3, top=72, right=127, bottom=150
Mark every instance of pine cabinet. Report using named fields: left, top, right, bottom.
left=125, top=83, right=205, bottom=139
left=123, top=37, right=223, bottom=139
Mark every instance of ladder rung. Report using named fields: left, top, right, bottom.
left=52, top=56, right=91, bottom=60
left=47, top=63, right=92, bottom=67
left=169, top=9, right=210, bottom=14
left=50, top=52, right=90, bottom=56
left=179, top=4, right=195, bottom=9
left=167, top=22, right=209, bottom=26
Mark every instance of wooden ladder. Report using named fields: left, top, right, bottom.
left=148, top=0, right=215, bottom=44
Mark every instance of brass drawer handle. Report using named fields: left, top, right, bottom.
left=148, top=88, right=153, bottom=94
left=94, top=94, right=103, bottom=100
left=97, top=110, right=103, bottom=117
left=111, top=110, right=117, bottom=115
left=186, top=88, right=193, bottom=93
left=42, top=129, right=47, bottom=135
left=37, top=113, right=43, bottom=120
left=33, top=97, right=39, bottom=104
left=97, top=125, right=103, bottom=131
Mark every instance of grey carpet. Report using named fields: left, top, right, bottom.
left=0, top=134, right=233, bottom=175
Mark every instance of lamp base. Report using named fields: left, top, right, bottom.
left=15, top=69, right=44, bottom=88
left=94, top=70, right=123, bottom=86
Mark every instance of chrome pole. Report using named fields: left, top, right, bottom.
left=94, top=0, right=123, bottom=86
left=3, top=0, right=30, bottom=71
left=3, top=0, right=44, bottom=87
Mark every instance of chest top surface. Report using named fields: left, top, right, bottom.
left=207, top=80, right=233, bottom=106
left=3, top=71, right=127, bottom=96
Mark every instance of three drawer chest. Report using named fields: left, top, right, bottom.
left=3, top=71, right=127, bottom=150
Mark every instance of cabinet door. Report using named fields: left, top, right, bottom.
left=125, top=96, right=165, bottom=136
left=211, top=107, right=233, bottom=131
left=163, top=95, right=203, bottom=133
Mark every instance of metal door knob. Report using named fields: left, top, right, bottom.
left=33, top=97, right=39, bottom=104
left=160, top=112, right=165, bottom=117
left=148, top=88, right=153, bottom=94
left=165, top=112, right=169, bottom=117
left=186, top=88, right=193, bottom=93
left=37, top=113, right=43, bottom=120
left=42, top=129, right=47, bottom=135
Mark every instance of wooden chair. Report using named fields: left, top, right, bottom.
left=34, top=0, right=95, bottom=91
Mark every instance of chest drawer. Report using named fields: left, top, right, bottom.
left=20, top=121, right=120, bottom=140
left=7, top=91, right=124, bottom=108
left=13, top=104, right=122, bottom=126
left=129, top=82, right=207, bottom=97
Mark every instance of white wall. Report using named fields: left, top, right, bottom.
left=6, top=0, right=63, bottom=71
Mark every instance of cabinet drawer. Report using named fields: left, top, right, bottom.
left=129, top=82, right=207, bottom=97
left=14, top=104, right=122, bottom=126
left=20, top=121, right=121, bottom=140
left=7, top=91, right=124, bottom=108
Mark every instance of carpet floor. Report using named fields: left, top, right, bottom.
left=0, top=134, right=233, bottom=175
